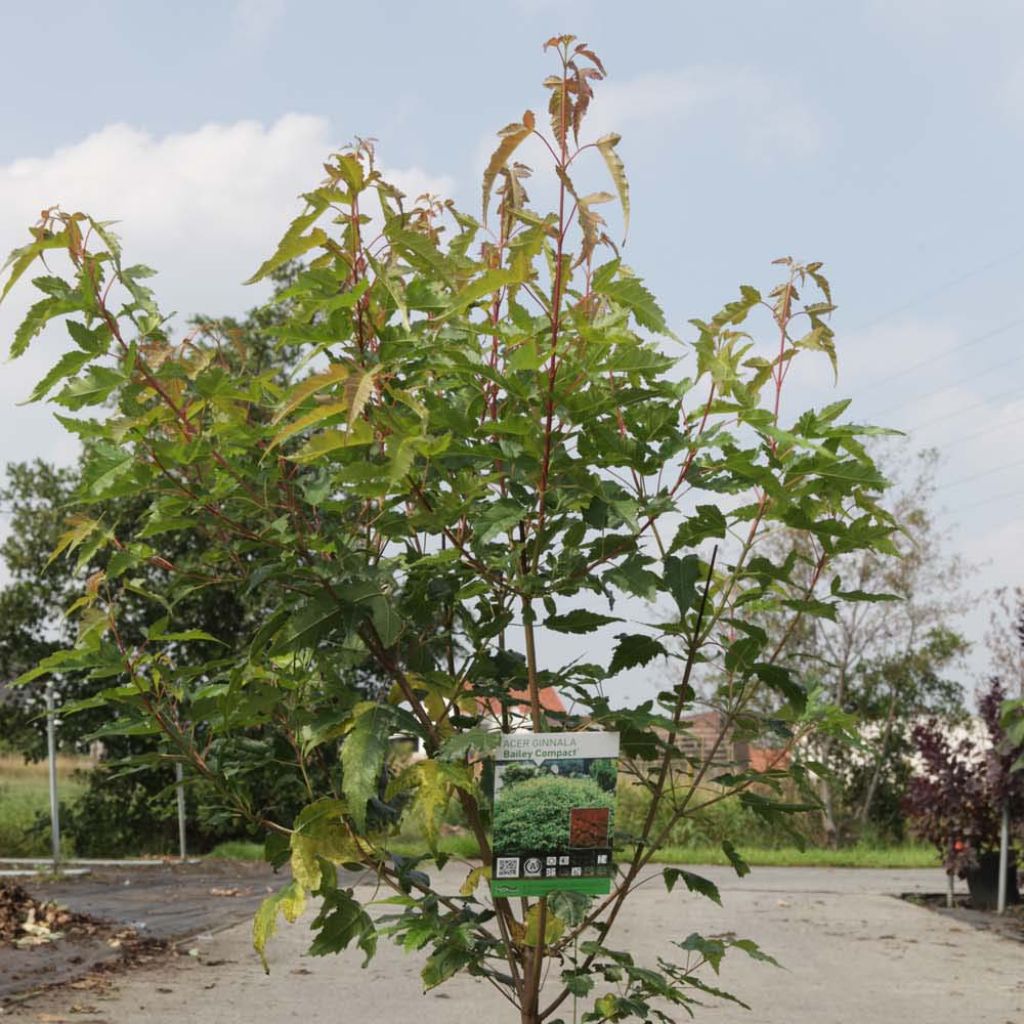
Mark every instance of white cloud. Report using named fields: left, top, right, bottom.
left=0, top=116, right=453, bottom=471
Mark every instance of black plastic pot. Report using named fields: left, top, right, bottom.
left=964, top=851, right=1020, bottom=910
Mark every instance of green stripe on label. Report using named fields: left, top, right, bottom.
left=490, top=877, right=612, bottom=897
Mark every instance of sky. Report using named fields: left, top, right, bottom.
left=0, top=0, right=1021, bottom=698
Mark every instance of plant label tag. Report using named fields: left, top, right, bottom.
left=490, top=731, right=619, bottom=897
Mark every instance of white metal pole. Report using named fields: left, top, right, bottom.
left=946, top=835, right=955, bottom=908
left=997, top=800, right=1010, bottom=914
left=45, top=681, right=61, bottom=873
left=175, top=761, right=187, bottom=861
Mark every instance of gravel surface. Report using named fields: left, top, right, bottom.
left=3, top=864, right=1022, bottom=1023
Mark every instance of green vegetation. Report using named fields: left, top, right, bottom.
left=645, top=843, right=939, bottom=869
left=494, top=775, right=614, bottom=854
left=0, top=756, right=87, bottom=856
left=389, top=833, right=937, bottom=868
left=207, top=840, right=265, bottom=861
left=4, top=34, right=899, bottom=1023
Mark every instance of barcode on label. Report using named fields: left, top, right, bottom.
left=496, top=857, right=520, bottom=878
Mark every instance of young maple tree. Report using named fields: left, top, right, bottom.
left=4, top=36, right=896, bottom=1023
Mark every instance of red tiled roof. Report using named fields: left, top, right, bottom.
left=478, top=686, right=567, bottom=719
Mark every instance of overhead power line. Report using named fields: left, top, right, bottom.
left=906, top=384, right=1023, bottom=433
left=938, top=454, right=1024, bottom=490
left=957, top=487, right=1024, bottom=513
left=854, top=245, right=1024, bottom=333
left=920, top=412, right=1024, bottom=453
left=866, top=347, right=1024, bottom=422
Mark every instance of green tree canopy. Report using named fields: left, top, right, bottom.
left=2, top=36, right=898, bottom=1023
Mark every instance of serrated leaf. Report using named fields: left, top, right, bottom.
left=421, top=944, right=475, bottom=990
left=290, top=797, right=362, bottom=890
left=663, top=868, right=722, bottom=905
left=54, top=366, right=126, bottom=410
left=344, top=367, right=379, bottom=428
left=482, top=114, right=534, bottom=225
left=721, top=840, right=751, bottom=878
left=544, top=609, right=622, bottom=634
left=341, top=703, right=392, bottom=830
left=474, top=498, right=526, bottom=543
left=252, top=880, right=306, bottom=973
left=664, top=554, right=701, bottom=618
left=438, top=728, right=501, bottom=761
left=46, top=516, right=102, bottom=568
left=2, top=229, right=70, bottom=305
left=290, top=420, right=374, bottom=462
left=273, top=594, right=345, bottom=653
left=308, top=887, right=377, bottom=965
left=23, top=349, right=95, bottom=404
left=609, top=634, right=667, bottom=675
left=597, top=275, right=666, bottom=333
left=272, top=363, right=350, bottom=424
left=752, top=663, right=806, bottom=714
left=671, top=505, right=727, bottom=553
left=459, top=864, right=490, bottom=896
left=595, top=132, right=630, bottom=242
left=524, top=903, right=565, bottom=947
left=444, top=268, right=523, bottom=317
left=245, top=199, right=329, bottom=284
left=11, top=294, right=81, bottom=358
left=269, top=399, right=350, bottom=450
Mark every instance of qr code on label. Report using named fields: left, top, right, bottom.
left=496, top=857, right=520, bottom=879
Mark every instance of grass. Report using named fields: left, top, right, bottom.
left=643, top=842, right=941, bottom=869
left=0, top=754, right=91, bottom=857
left=241, top=831, right=941, bottom=869
left=207, top=840, right=265, bottom=860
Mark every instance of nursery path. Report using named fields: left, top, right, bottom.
left=4, top=865, right=1022, bottom=1024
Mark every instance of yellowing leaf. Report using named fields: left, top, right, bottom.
left=444, top=268, right=524, bottom=318
left=269, top=399, right=349, bottom=451
left=245, top=197, right=330, bottom=285
left=459, top=864, right=491, bottom=897
left=289, top=420, right=374, bottom=462
left=483, top=115, right=535, bottom=225
left=595, top=133, right=630, bottom=243
left=272, top=364, right=350, bottom=425
left=344, top=367, right=379, bottom=428
left=252, top=880, right=306, bottom=973
left=524, top=903, right=565, bottom=947
left=47, top=516, right=102, bottom=568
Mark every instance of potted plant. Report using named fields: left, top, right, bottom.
left=905, top=679, right=1024, bottom=910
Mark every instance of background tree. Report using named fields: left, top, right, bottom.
left=3, top=37, right=897, bottom=1023
left=733, top=447, right=968, bottom=846
left=986, top=587, right=1024, bottom=697
left=0, top=268, right=364, bottom=854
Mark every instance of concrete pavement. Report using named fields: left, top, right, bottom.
left=4, top=865, right=1022, bottom=1023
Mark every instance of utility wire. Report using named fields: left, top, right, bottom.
left=854, top=246, right=1024, bottom=333
left=956, top=487, right=1024, bottom=513
left=853, top=318, right=1022, bottom=399
left=906, top=384, right=1023, bottom=433
left=921, top=412, right=1024, bottom=453
left=938, top=454, right=1024, bottom=490
left=865, top=348, right=1024, bottom=422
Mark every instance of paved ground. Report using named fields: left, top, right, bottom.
left=0, top=861, right=289, bottom=1003
left=3, top=865, right=1023, bottom=1023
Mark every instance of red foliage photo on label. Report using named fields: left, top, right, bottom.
left=569, top=806, right=610, bottom=848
